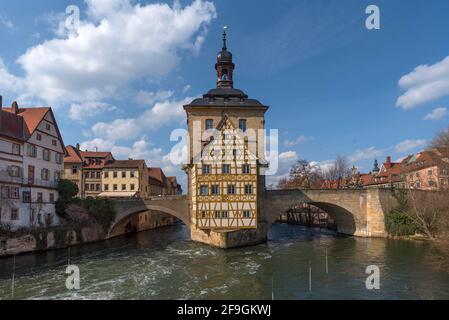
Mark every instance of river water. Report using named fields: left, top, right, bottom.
left=1, top=223, right=449, bottom=300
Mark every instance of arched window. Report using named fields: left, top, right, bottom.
left=221, top=69, right=228, bottom=80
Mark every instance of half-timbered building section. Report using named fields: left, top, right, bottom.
left=191, top=116, right=259, bottom=229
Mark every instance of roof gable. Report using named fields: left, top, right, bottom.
left=194, top=115, right=258, bottom=164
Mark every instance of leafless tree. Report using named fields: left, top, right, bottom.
left=429, top=126, right=449, bottom=148
left=405, top=190, right=449, bottom=240
left=278, top=159, right=323, bottom=189
left=324, top=155, right=351, bottom=187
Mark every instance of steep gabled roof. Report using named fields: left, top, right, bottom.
left=1, top=106, right=66, bottom=153
left=65, top=145, right=83, bottom=163
left=148, top=167, right=166, bottom=182
left=148, top=167, right=168, bottom=188
left=3, top=107, right=50, bottom=137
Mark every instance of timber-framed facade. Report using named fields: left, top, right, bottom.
left=184, top=29, right=269, bottom=232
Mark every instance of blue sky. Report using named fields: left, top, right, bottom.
left=1, top=0, right=449, bottom=188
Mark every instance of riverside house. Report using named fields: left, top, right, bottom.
left=0, top=96, right=65, bottom=230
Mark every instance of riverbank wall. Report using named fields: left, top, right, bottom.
left=0, top=210, right=176, bottom=257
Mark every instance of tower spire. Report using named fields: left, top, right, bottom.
left=222, top=26, right=227, bottom=50
left=215, top=26, right=234, bottom=88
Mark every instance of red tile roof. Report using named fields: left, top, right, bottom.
left=104, top=160, right=145, bottom=168
left=1, top=105, right=65, bottom=153
left=0, top=109, right=25, bottom=140
left=360, top=174, right=374, bottom=186
left=80, top=151, right=114, bottom=158
left=65, top=145, right=83, bottom=163
left=148, top=167, right=168, bottom=187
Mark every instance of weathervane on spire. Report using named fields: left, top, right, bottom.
left=222, top=26, right=228, bottom=50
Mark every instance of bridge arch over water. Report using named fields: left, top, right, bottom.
left=264, top=189, right=389, bottom=237
left=108, top=196, right=190, bottom=237
left=108, top=189, right=390, bottom=244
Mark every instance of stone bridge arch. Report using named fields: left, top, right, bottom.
left=108, top=196, right=190, bottom=238
left=264, top=189, right=388, bottom=237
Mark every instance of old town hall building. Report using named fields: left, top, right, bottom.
left=184, top=30, right=269, bottom=245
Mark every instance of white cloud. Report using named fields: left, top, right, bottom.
left=69, top=101, right=117, bottom=122
left=266, top=151, right=298, bottom=187
left=0, top=58, right=25, bottom=96
left=80, top=138, right=115, bottom=151
left=423, top=107, right=448, bottom=121
left=135, top=90, right=174, bottom=106
left=284, top=135, right=312, bottom=147
left=310, top=160, right=334, bottom=174
left=91, top=96, right=193, bottom=141
left=139, top=96, right=192, bottom=129
left=394, top=139, right=427, bottom=153
left=396, top=55, right=449, bottom=109
left=92, top=118, right=140, bottom=141
left=349, top=147, right=384, bottom=162
left=1, top=0, right=216, bottom=105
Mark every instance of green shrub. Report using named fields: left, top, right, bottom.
left=385, top=209, right=420, bottom=236
left=55, top=180, right=116, bottom=230
left=56, top=180, right=79, bottom=217
left=72, top=197, right=116, bottom=230
left=57, top=179, right=79, bottom=199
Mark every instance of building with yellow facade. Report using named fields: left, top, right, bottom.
left=183, top=30, right=269, bottom=245
left=99, top=160, right=148, bottom=198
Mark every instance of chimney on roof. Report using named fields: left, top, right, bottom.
left=11, top=101, right=19, bottom=114
left=95, top=146, right=98, bottom=152
left=386, top=156, right=391, bottom=164
left=76, top=143, right=80, bottom=150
